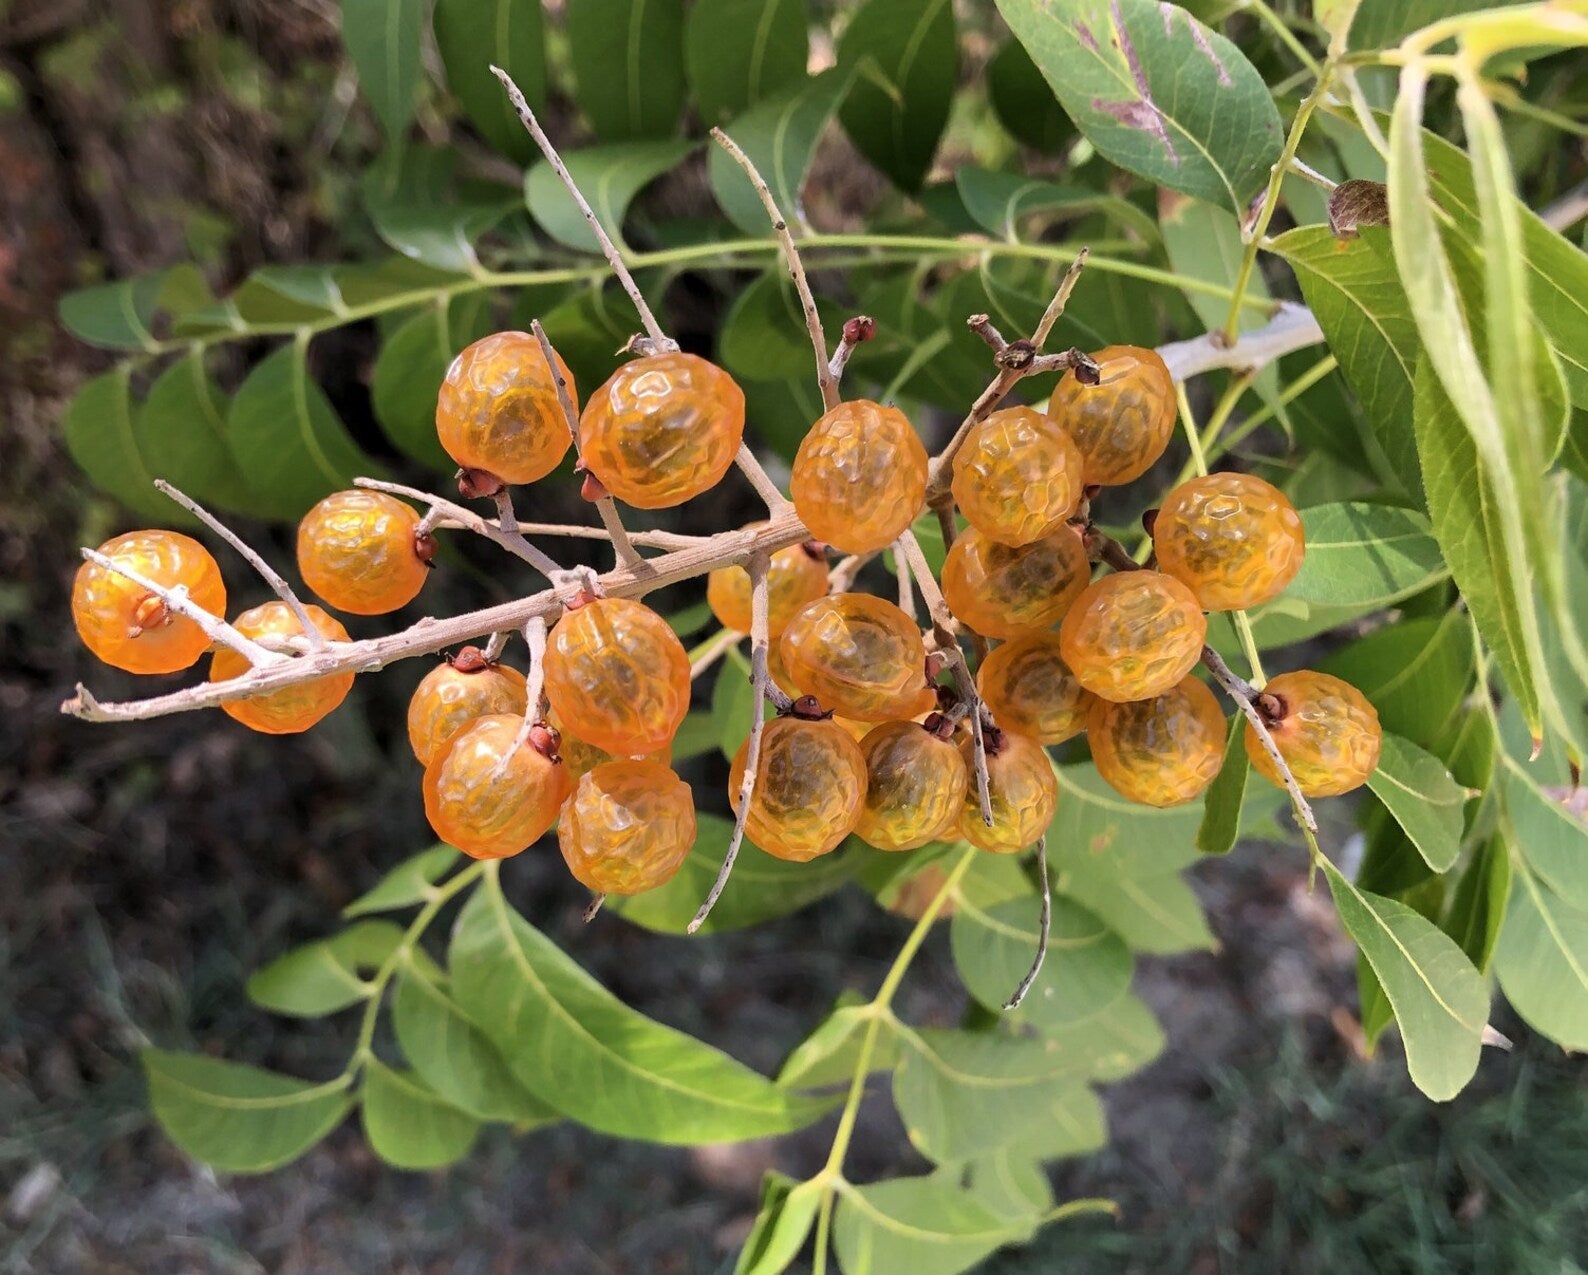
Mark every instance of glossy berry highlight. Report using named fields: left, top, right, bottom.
left=1245, top=670, right=1382, bottom=797
left=790, top=400, right=928, bottom=554
left=729, top=715, right=866, bottom=862
left=977, top=631, right=1094, bottom=745
left=1059, top=571, right=1207, bottom=703
left=406, top=648, right=528, bottom=766
left=1048, top=344, right=1176, bottom=486
left=73, top=530, right=227, bottom=675
left=210, top=602, right=353, bottom=734
left=1152, top=472, right=1305, bottom=611
left=854, top=720, right=969, bottom=852
left=558, top=761, right=697, bottom=894
left=1088, top=676, right=1226, bottom=807
left=423, top=713, right=570, bottom=859
left=297, top=490, right=429, bottom=616
left=956, top=731, right=1058, bottom=854
left=778, top=593, right=934, bottom=723
left=941, top=525, right=1091, bottom=639
left=951, top=406, right=1084, bottom=546
left=706, top=536, right=829, bottom=637
left=435, top=331, right=574, bottom=486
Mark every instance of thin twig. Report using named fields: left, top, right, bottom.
left=437, top=517, right=703, bottom=551
left=1202, top=645, right=1317, bottom=834
left=894, top=535, right=916, bottom=618
left=734, top=443, right=793, bottom=514
left=583, top=894, right=606, bottom=922
left=1003, top=838, right=1051, bottom=1010
left=497, top=616, right=549, bottom=779
left=354, top=478, right=567, bottom=579
left=827, top=550, right=877, bottom=594
left=689, top=627, right=743, bottom=680
left=492, top=67, right=675, bottom=351
left=154, top=480, right=326, bottom=651
left=483, top=630, right=511, bottom=662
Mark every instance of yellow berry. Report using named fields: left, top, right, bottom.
left=423, top=714, right=569, bottom=859
left=1059, top=571, right=1207, bottom=703
left=729, top=715, right=866, bottom=861
left=956, top=731, right=1057, bottom=854
left=790, top=400, right=928, bottom=554
left=1088, top=676, right=1225, bottom=807
left=951, top=406, right=1084, bottom=546
left=558, top=761, right=696, bottom=894
left=1048, top=345, right=1175, bottom=486
left=1245, top=670, right=1382, bottom=797
left=941, top=525, right=1092, bottom=639
left=406, top=648, right=528, bottom=766
left=73, top=530, right=227, bottom=675
left=1152, top=472, right=1305, bottom=611
left=777, top=593, right=934, bottom=723
left=297, top=490, right=429, bottom=616
left=210, top=602, right=353, bottom=734
left=436, top=331, right=574, bottom=485
left=976, top=631, right=1095, bottom=744
left=855, top=720, right=968, bottom=851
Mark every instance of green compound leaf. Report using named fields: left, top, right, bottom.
left=138, top=354, right=264, bottom=518
left=64, top=368, right=191, bottom=524
left=340, top=0, right=425, bottom=139
left=1495, top=859, right=1588, bottom=1052
left=995, top=0, right=1282, bottom=212
left=1365, top=734, right=1468, bottom=875
left=736, top=1174, right=823, bottom=1275
left=433, top=0, right=546, bottom=163
left=832, top=1176, right=1035, bottom=1275
left=59, top=264, right=210, bottom=351
left=986, top=37, right=1074, bottom=153
left=1195, top=717, right=1248, bottom=857
left=778, top=1001, right=899, bottom=1091
left=247, top=920, right=405, bottom=1019
left=1318, top=612, right=1474, bottom=755
left=525, top=139, right=697, bottom=252
left=360, top=1059, right=481, bottom=1170
left=142, top=1049, right=352, bottom=1174
left=685, top=0, right=809, bottom=127
left=1035, top=993, right=1167, bottom=1081
left=371, top=294, right=495, bottom=470
left=343, top=845, right=463, bottom=918
left=566, top=0, right=687, bottom=142
left=961, top=1150, right=1056, bottom=1221
left=451, top=879, right=832, bottom=1143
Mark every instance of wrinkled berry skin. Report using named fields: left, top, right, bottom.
left=729, top=716, right=866, bottom=862
left=956, top=732, right=1058, bottom=854
left=778, top=593, right=934, bottom=723
left=1048, top=345, right=1175, bottom=486
left=558, top=761, right=697, bottom=894
left=951, top=406, right=1084, bottom=546
left=790, top=400, right=928, bottom=553
left=977, top=631, right=1095, bottom=745
left=1088, top=676, right=1225, bottom=807
left=1059, top=571, right=1207, bottom=703
left=73, top=530, right=227, bottom=674
left=297, top=490, right=428, bottom=616
left=707, top=535, right=829, bottom=637
left=579, top=353, right=745, bottom=509
left=407, top=658, right=528, bottom=766
left=1245, top=670, right=1382, bottom=797
left=941, top=525, right=1091, bottom=639
left=855, top=721, right=969, bottom=852
left=424, top=713, right=569, bottom=859
left=436, top=331, right=574, bottom=485
left=544, top=598, right=691, bottom=756
left=1153, top=473, right=1305, bottom=611
left=210, top=602, right=353, bottom=734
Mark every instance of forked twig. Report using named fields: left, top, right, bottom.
left=1003, top=838, right=1051, bottom=1010
left=1202, top=645, right=1317, bottom=834
left=497, top=616, right=549, bottom=780
left=354, top=478, right=567, bottom=579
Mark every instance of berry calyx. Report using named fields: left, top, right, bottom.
left=558, top=760, right=697, bottom=894
left=956, top=730, right=1058, bottom=854
left=406, top=648, right=528, bottom=766
left=706, top=534, right=830, bottom=637
left=1244, top=670, right=1382, bottom=797
left=976, top=631, right=1095, bottom=744
left=941, top=525, right=1091, bottom=639
left=210, top=602, right=353, bottom=734
left=855, top=720, right=969, bottom=852
left=579, top=353, right=745, bottom=509
left=950, top=406, right=1084, bottom=546
left=296, top=490, right=429, bottom=616
left=1151, top=472, right=1305, bottom=611
left=1048, top=344, right=1175, bottom=486
left=543, top=596, right=691, bottom=755
left=790, top=400, right=928, bottom=554
left=777, top=593, right=935, bottom=723
left=72, top=530, right=227, bottom=674
left=728, top=715, right=866, bottom=862
left=423, top=713, right=569, bottom=860
left=436, top=331, right=574, bottom=486
left=1059, top=571, right=1207, bottom=703
left=1088, top=676, right=1226, bottom=807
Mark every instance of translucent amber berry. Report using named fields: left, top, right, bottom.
left=436, top=331, right=574, bottom=485
left=855, top=720, right=968, bottom=852
left=778, top=593, right=934, bottom=723
left=424, top=713, right=569, bottom=859
left=72, top=530, right=227, bottom=674
left=1048, top=345, right=1175, bottom=486
left=941, top=525, right=1091, bottom=639
left=210, top=602, right=353, bottom=734
left=956, top=731, right=1057, bottom=854
left=951, top=407, right=1085, bottom=546
left=297, top=490, right=428, bottom=616
left=1152, top=472, right=1305, bottom=611
left=579, top=353, right=744, bottom=509
left=543, top=597, right=691, bottom=755
left=547, top=703, right=670, bottom=781
left=706, top=535, right=829, bottom=636
left=558, top=761, right=696, bottom=894
left=1245, top=670, right=1381, bottom=797
left=406, top=651, right=528, bottom=766
left=790, top=400, right=928, bottom=554
left=1059, top=571, right=1206, bottom=703
left=976, top=631, right=1094, bottom=744
left=729, top=715, right=866, bottom=862
left=1088, top=676, right=1225, bottom=807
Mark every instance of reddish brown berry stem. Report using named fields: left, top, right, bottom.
left=828, top=315, right=875, bottom=389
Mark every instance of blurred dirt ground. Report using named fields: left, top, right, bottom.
left=2, top=4, right=1586, bottom=1273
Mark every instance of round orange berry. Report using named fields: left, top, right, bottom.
left=941, top=525, right=1091, bottom=639
left=729, top=715, right=866, bottom=862
left=543, top=597, right=691, bottom=755
left=976, top=631, right=1094, bottom=744
left=73, top=530, right=227, bottom=675
left=436, top=331, right=574, bottom=485
left=951, top=406, right=1084, bottom=546
left=1245, top=670, right=1381, bottom=797
left=423, top=713, right=569, bottom=859
left=210, top=602, right=353, bottom=734
left=579, top=353, right=744, bottom=509
left=406, top=649, right=528, bottom=766
left=1152, top=472, right=1305, bottom=612
left=956, top=730, right=1057, bottom=854
left=558, top=760, right=696, bottom=894
left=1059, top=571, right=1206, bottom=703
left=777, top=593, right=934, bottom=723
left=297, top=490, right=429, bottom=616
left=706, top=536, right=829, bottom=637
left=855, top=720, right=968, bottom=852
left=1088, top=676, right=1225, bottom=807
left=790, top=400, right=928, bottom=554
left=547, top=703, right=671, bottom=781
left=1048, top=345, right=1175, bottom=486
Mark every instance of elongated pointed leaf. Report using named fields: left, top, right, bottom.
left=1498, top=755, right=1588, bottom=912
left=778, top=1001, right=899, bottom=1090
left=59, top=265, right=208, bottom=351
left=685, top=0, right=808, bottom=127
left=372, top=296, right=495, bottom=469
left=1318, top=612, right=1474, bottom=754
left=1496, top=860, right=1588, bottom=1051
left=1365, top=734, right=1466, bottom=874
left=832, top=1176, right=1032, bottom=1275
left=341, top=0, right=425, bottom=138
left=957, top=167, right=1156, bottom=244
left=63, top=368, right=185, bottom=523
left=986, top=38, right=1074, bottom=153
left=566, top=0, right=686, bottom=141
left=139, top=355, right=263, bottom=517
left=434, top=0, right=546, bottom=163
left=360, top=1059, right=481, bottom=1169
left=247, top=921, right=403, bottom=1019
left=737, top=1174, right=822, bottom=1275
left=1196, top=717, right=1248, bottom=857
left=1445, top=835, right=1512, bottom=973
left=525, top=140, right=696, bottom=252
